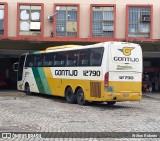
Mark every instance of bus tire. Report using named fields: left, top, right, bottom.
left=25, top=83, right=31, bottom=95
left=65, top=87, right=77, bottom=104
left=106, top=101, right=116, bottom=106
left=76, top=88, right=86, bottom=105
left=92, top=101, right=103, bottom=104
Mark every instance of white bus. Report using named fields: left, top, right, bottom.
left=14, top=42, right=143, bottom=105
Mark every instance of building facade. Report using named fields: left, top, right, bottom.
left=0, top=0, right=160, bottom=91
left=0, top=0, right=160, bottom=41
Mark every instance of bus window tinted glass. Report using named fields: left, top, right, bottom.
left=67, top=51, right=78, bottom=66
left=25, top=55, right=36, bottom=67
left=43, top=53, right=55, bottom=67
left=78, top=49, right=90, bottom=66
left=54, top=52, right=66, bottom=66
left=35, top=54, right=44, bottom=67
left=90, top=47, right=104, bottom=66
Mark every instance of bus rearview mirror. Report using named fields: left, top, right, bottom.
left=13, top=62, right=19, bottom=71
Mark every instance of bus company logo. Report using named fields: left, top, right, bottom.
left=118, top=47, right=134, bottom=56
left=19, top=83, right=23, bottom=89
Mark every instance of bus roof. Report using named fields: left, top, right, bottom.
left=43, top=42, right=140, bottom=53
left=29, top=42, right=141, bottom=55
left=46, top=45, right=81, bottom=51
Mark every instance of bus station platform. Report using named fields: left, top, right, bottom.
left=143, top=92, right=160, bottom=100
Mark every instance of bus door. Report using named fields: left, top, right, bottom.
left=107, top=42, right=142, bottom=93
left=17, top=55, right=27, bottom=90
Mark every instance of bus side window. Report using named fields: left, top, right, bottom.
left=90, top=48, right=104, bottom=66
left=48, top=61, right=53, bottom=66
left=90, top=53, right=100, bottom=66
left=35, top=54, right=44, bottom=67
left=54, top=61, right=61, bottom=66
left=66, top=60, right=75, bottom=66
left=54, top=52, right=66, bottom=67
left=25, top=54, right=35, bottom=67
left=37, top=62, right=42, bottom=67
left=79, top=49, right=90, bottom=66
left=81, top=60, right=88, bottom=66
left=29, top=62, right=33, bottom=67
left=43, top=53, right=55, bottom=67
left=43, top=62, right=49, bottom=66
left=61, top=60, right=65, bottom=66
left=66, top=51, right=78, bottom=67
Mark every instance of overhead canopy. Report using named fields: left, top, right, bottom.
left=0, top=39, right=160, bottom=58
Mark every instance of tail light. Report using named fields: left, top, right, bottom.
left=104, top=72, right=109, bottom=86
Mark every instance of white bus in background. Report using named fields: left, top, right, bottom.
left=14, top=42, right=143, bottom=105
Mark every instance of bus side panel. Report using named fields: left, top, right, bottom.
left=49, top=67, right=104, bottom=98
left=22, top=68, right=39, bottom=93
left=56, top=77, right=142, bottom=102
left=22, top=67, right=53, bottom=95
left=60, top=78, right=104, bottom=101
left=43, top=67, right=63, bottom=96
left=28, top=67, right=52, bottom=95
left=43, top=67, right=55, bottom=95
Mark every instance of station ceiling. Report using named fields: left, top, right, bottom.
left=0, top=40, right=160, bottom=58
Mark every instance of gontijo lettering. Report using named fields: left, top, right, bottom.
left=114, top=57, right=139, bottom=62
left=55, top=70, right=78, bottom=76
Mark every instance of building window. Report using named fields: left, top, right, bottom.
left=0, top=5, right=4, bottom=35
left=92, top=6, right=114, bottom=37
left=19, top=5, right=42, bottom=36
left=56, top=5, right=78, bottom=36
left=128, top=7, right=151, bottom=38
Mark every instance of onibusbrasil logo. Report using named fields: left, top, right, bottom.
left=118, top=47, right=134, bottom=56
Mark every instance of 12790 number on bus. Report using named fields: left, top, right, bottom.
left=83, top=70, right=101, bottom=76
left=119, top=76, right=134, bottom=80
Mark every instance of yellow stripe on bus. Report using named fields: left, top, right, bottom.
left=46, top=45, right=81, bottom=50
left=43, top=67, right=54, bottom=94
left=40, top=51, right=46, bottom=53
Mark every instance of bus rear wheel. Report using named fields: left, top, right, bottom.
left=106, top=101, right=116, bottom=106
left=25, top=84, right=31, bottom=95
left=76, top=88, right=86, bottom=105
left=65, top=87, right=77, bottom=104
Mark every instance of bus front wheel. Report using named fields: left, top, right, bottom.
left=106, top=101, right=116, bottom=106
left=76, top=88, right=86, bottom=105
left=65, top=87, right=77, bottom=104
left=25, top=84, right=31, bottom=95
